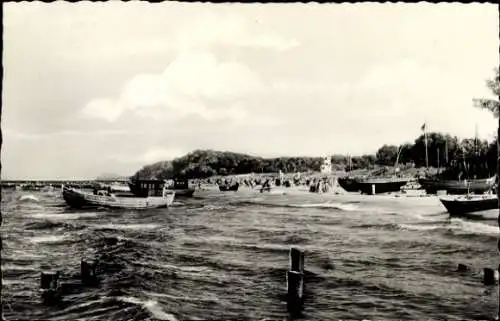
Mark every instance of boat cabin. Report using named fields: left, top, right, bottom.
left=173, top=178, right=189, bottom=189
left=129, top=179, right=166, bottom=197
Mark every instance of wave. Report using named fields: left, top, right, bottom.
left=200, top=204, right=236, bottom=211
left=117, top=296, right=178, bottom=321
left=24, top=220, right=80, bottom=231
left=396, top=219, right=498, bottom=237
left=448, top=218, right=499, bottom=236
left=354, top=223, right=400, bottom=230
left=27, top=212, right=101, bottom=220
left=237, top=199, right=360, bottom=212
left=93, top=223, right=161, bottom=231
left=18, top=194, right=40, bottom=202
left=29, top=234, right=68, bottom=244
left=398, top=223, right=445, bottom=231
left=289, top=202, right=359, bottom=211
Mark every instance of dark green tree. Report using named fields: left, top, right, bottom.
left=473, top=68, right=499, bottom=118
left=375, top=145, right=399, bottom=166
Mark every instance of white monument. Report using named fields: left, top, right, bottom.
left=320, top=156, right=332, bottom=174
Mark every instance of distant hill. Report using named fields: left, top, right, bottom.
left=132, top=130, right=498, bottom=180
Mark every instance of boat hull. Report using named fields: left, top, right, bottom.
left=259, top=186, right=272, bottom=193
left=358, top=179, right=409, bottom=195
left=337, top=177, right=361, bottom=192
left=62, top=187, right=175, bottom=209
left=419, top=177, right=495, bottom=195
left=168, top=188, right=195, bottom=197
left=219, top=184, right=239, bottom=192
left=439, top=195, right=498, bottom=216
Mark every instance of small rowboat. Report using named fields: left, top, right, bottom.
left=419, top=176, right=496, bottom=195
left=439, top=194, right=498, bottom=216
left=62, top=185, right=175, bottom=209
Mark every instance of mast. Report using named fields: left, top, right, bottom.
left=422, top=122, right=429, bottom=168
left=445, top=139, right=449, bottom=165
left=437, top=147, right=440, bottom=175
left=394, top=145, right=402, bottom=176
left=475, top=124, right=478, bottom=153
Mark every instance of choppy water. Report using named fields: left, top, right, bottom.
left=2, top=187, right=499, bottom=320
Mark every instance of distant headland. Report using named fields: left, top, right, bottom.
left=132, top=131, right=497, bottom=180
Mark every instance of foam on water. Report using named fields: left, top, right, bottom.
left=291, top=202, right=359, bottom=211
left=29, top=234, right=68, bottom=244
left=2, top=189, right=499, bottom=320
left=398, top=223, right=445, bottom=231
left=201, top=204, right=235, bottom=211
left=27, top=212, right=101, bottom=220
left=118, top=296, right=178, bottom=321
left=1, top=264, right=36, bottom=271
left=18, top=194, right=40, bottom=202
left=449, top=218, right=499, bottom=236
left=397, top=218, right=499, bottom=237
left=94, top=223, right=161, bottom=231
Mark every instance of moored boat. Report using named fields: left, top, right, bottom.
left=439, top=194, right=498, bottom=216
left=105, top=183, right=130, bottom=193
left=358, top=177, right=409, bottom=195
left=63, top=180, right=175, bottom=209
left=219, top=182, right=239, bottom=192
left=418, top=177, right=496, bottom=195
left=337, top=177, right=362, bottom=192
left=167, top=178, right=195, bottom=197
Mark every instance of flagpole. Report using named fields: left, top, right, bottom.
left=424, top=123, right=429, bottom=169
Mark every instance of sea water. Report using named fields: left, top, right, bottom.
left=1, top=188, right=498, bottom=320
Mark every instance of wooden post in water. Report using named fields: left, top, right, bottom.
left=40, top=271, right=62, bottom=305
left=287, top=247, right=304, bottom=313
left=484, top=268, right=495, bottom=286
left=0, top=104, right=4, bottom=321
left=81, top=259, right=99, bottom=286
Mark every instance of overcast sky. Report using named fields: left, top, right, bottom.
left=2, top=3, right=499, bottom=180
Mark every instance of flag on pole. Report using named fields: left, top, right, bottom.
left=421, top=123, right=426, bottom=132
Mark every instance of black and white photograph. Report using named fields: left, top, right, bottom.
left=1, top=2, right=499, bottom=320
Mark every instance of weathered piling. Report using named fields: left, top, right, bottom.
left=287, top=247, right=304, bottom=313
left=498, top=264, right=500, bottom=320
left=81, top=259, right=99, bottom=286
left=289, top=247, right=304, bottom=273
left=40, top=271, right=61, bottom=305
left=484, top=268, right=496, bottom=286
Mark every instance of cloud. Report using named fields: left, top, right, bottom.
left=4, top=128, right=135, bottom=140
left=82, top=98, right=124, bottom=122
left=81, top=50, right=263, bottom=123
left=108, top=147, right=185, bottom=165
left=139, top=148, right=185, bottom=163
left=174, top=13, right=300, bottom=52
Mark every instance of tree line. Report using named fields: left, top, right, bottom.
left=132, top=133, right=498, bottom=180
